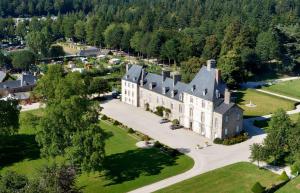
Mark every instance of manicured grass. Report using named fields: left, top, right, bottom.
left=235, top=89, right=295, bottom=118
left=1, top=110, right=194, bottom=193
left=263, top=79, right=300, bottom=99
left=155, top=162, right=280, bottom=193
left=253, top=113, right=299, bottom=131
left=276, top=176, right=300, bottom=193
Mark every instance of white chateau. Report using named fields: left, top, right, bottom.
left=121, top=60, right=243, bottom=140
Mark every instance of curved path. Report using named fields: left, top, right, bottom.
left=101, top=100, right=265, bottom=193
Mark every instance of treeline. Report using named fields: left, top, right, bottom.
left=0, top=0, right=299, bottom=85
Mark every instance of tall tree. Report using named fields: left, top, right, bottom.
left=202, top=35, right=220, bottom=60
left=255, top=30, right=280, bottom=62
left=11, top=50, right=35, bottom=70
left=0, top=99, right=20, bottom=135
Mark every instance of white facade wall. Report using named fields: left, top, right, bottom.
left=183, top=93, right=214, bottom=139
left=139, top=87, right=184, bottom=124
left=121, top=80, right=139, bottom=107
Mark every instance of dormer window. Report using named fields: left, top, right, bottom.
left=203, top=88, right=207, bottom=96
left=133, top=77, right=137, bottom=81
left=149, top=82, right=156, bottom=90
left=171, top=90, right=177, bottom=98
left=179, top=93, right=183, bottom=101
left=215, top=90, right=220, bottom=98
left=126, top=75, right=129, bottom=79
left=162, top=87, right=169, bottom=95
left=191, top=85, right=196, bottom=92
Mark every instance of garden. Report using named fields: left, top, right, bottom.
left=263, top=79, right=300, bottom=100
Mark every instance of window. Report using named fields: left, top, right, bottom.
left=215, top=118, right=218, bottom=129
left=202, top=100, right=205, bottom=108
left=189, top=108, right=193, bottom=117
left=179, top=105, right=182, bottom=113
left=125, top=90, right=127, bottom=95
left=170, top=103, right=173, bottom=110
left=201, top=112, right=205, bottom=123
left=225, top=116, right=229, bottom=122
left=237, top=113, right=240, bottom=121
left=128, top=90, right=131, bottom=96
left=200, top=124, right=205, bottom=135
left=132, top=92, right=134, bottom=97
left=190, top=96, right=193, bottom=103
left=236, top=125, right=240, bottom=133
left=225, top=128, right=228, bottom=136
left=157, top=96, right=159, bottom=103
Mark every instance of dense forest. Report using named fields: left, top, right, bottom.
left=0, top=0, right=299, bottom=85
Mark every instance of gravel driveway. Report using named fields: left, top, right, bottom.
left=101, top=99, right=266, bottom=193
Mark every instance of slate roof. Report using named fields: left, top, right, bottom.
left=185, top=66, right=226, bottom=102
left=0, top=74, right=37, bottom=90
left=78, top=47, right=100, bottom=56
left=0, top=71, right=6, bottom=82
left=122, top=65, right=143, bottom=84
left=141, top=72, right=188, bottom=101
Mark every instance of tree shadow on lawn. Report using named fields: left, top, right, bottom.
left=0, top=134, right=40, bottom=169
left=102, top=148, right=179, bottom=186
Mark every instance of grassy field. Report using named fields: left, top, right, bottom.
left=253, top=113, right=299, bottom=131
left=155, top=162, right=280, bottom=193
left=263, top=79, right=300, bottom=99
left=0, top=110, right=194, bottom=193
left=276, top=176, right=300, bottom=193
left=234, top=89, right=295, bottom=118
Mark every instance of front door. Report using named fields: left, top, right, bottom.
left=189, top=121, right=193, bottom=130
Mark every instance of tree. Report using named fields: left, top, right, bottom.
left=27, top=164, right=80, bottom=193
left=11, top=50, right=35, bottom=70
left=0, top=50, right=7, bottom=68
left=103, top=23, right=124, bottom=49
left=278, top=171, right=289, bottom=181
left=0, top=99, right=20, bottom=135
left=88, top=77, right=110, bottom=96
left=161, top=39, right=179, bottom=65
left=74, top=20, right=86, bottom=42
left=130, top=32, right=143, bottom=56
left=180, top=57, right=205, bottom=82
left=0, top=171, right=28, bottom=193
left=202, top=35, right=220, bottom=60
left=26, top=31, right=50, bottom=56
left=288, top=115, right=300, bottom=160
left=218, top=50, right=245, bottom=87
left=250, top=143, right=266, bottom=167
left=220, top=21, right=241, bottom=56
left=255, top=30, right=280, bottom=62
left=49, top=45, right=65, bottom=57
left=86, top=16, right=98, bottom=45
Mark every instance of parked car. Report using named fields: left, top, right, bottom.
left=170, top=124, right=182, bottom=130
left=112, top=90, right=120, bottom=99
left=159, top=118, right=169, bottom=124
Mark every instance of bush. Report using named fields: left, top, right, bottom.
left=145, top=103, right=150, bottom=111
left=172, top=119, right=179, bottom=125
left=213, top=138, right=223, bottom=144
left=221, top=132, right=249, bottom=145
left=155, top=106, right=165, bottom=117
left=142, top=135, right=151, bottom=141
left=113, top=120, right=121, bottom=126
left=251, top=182, right=265, bottom=193
left=291, top=161, right=300, bottom=176
left=127, top=128, right=135, bottom=134
left=101, top=115, right=108, bottom=120
left=153, top=141, right=163, bottom=148
left=278, top=171, right=289, bottom=181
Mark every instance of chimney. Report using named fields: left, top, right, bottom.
left=216, top=69, right=221, bottom=84
left=162, top=70, right=170, bottom=82
left=207, top=59, right=216, bottom=71
left=140, top=68, right=145, bottom=86
left=224, top=88, right=231, bottom=104
left=20, top=74, right=24, bottom=87
left=172, top=74, right=181, bottom=87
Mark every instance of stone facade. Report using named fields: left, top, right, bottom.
left=121, top=60, right=244, bottom=140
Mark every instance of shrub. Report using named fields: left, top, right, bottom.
left=145, top=103, right=150, bottom=111
left=155, top=106, right=165, bottom=117
left=142, top=135, right=151, bottom=142
left=113, top=120, right=121, bottom=126
left=127, top=128, right=135, bottom=134
left=154, top=141, right=163, bottom=148
left=172, top=119, right=180, bottom=125
left=291, top=161, right=300, bottom=176
left=101, top=115, right=108, bottom=120
left=251, top=182, right=265, bottom=193
left=278, top=171, right=289, bottom=181
left=213, top=138, right=223, bottom=144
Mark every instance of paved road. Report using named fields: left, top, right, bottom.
left=101, top=99, right=266, bottom=193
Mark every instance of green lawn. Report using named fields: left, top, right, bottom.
left=235, top=89, right=295, bottom=118
left=0, top=110, right=194, bottom=193
left=253, top=113, right=299, bottom=131
left=276, top=176, right=300, bottom=193
left=155, top=162, right=280, bottom=193
left=263, top=79, right=300, bottom=99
